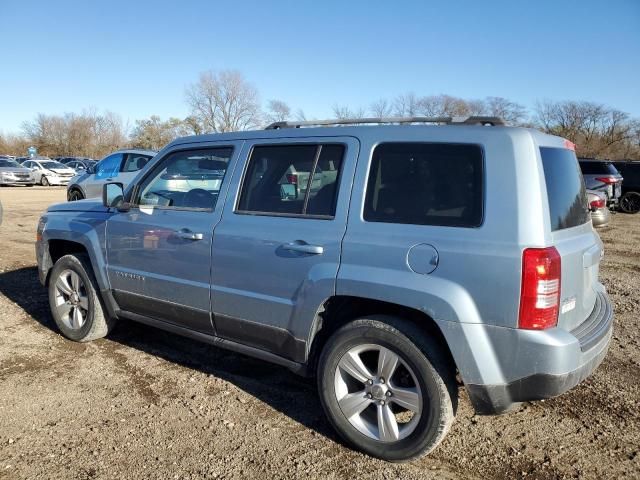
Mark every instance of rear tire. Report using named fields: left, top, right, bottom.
left=48, top=254, right=116, bottom=342
left=317, top=315, right=457, bottom=462
left=620, top=192, right=640, bottom=214
left=41, top=176, right=50, bottom=186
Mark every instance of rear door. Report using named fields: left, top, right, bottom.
left=210, top=137, right=358, bottom=361
left=118, top=152, right=153, bottom=189
left=542, top=147, right=601, bottom=331
left=105, top=142, right=241, bottom=333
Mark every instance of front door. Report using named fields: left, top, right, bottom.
left=105, top=142, right=241, bottom=333
left=85, top=153, right=123, bottom=198
left=210, top=137, right=359, bottom=361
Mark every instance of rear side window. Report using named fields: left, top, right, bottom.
left=122, top=153, right=151, bottom=172
left=237, top=144, right=344, bottom=218
left=364, top=143, right=484, bottom=227
left=541, top=147, right=589, bottom=231
left=579, top=161, right=619, bottom=175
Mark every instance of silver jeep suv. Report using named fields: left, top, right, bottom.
left=36, top=117, right=613, bottom=461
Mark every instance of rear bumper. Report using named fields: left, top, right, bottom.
left=445, top=288, right=614, bottom=415
left=590, top=208, right=610, bottom=228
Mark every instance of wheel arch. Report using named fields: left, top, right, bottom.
left=306, top=295, right=456, bottom=376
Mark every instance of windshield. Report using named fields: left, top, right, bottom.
left=541, top=147, right=589, bottom=231
left=40, top=161, right=68, bottom=169
left=0, top=159, right=21, bottom=168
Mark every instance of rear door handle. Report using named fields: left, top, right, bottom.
left=282, top=241, right=324, bottom=255
left=176, top=229, right=204, bottom=241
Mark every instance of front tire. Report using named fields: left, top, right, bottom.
left=41, top=176, right=50, bottom=186
left=68, top=189, right=85, bottom=201
left=317, top=316, right=457, bottom=462
left=48, top=254, right=116, bottom=342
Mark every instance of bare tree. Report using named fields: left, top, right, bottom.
left=265, top=99, right=291, bottom=124
left=332, top=104, right=365, bottom=120
left=21, top=110, right=127, bottom=158
left=185, top=70, right=262, bottom=133
left=130, top=115, right=189, bottom=151
left=369, top=98, right=393, bottom=117
left=484, top=97, right=528, bottom=125
left=393, top=93, right=421, bottom=116
left=534, top=99, right=638, bottom=159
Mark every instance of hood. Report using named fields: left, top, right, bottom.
left=47, top=168, right=75, bottom=174
left=0, top=166, right=31, bottom=174
left=47, top=199, right=109, bottom=213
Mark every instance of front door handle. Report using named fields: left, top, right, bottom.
left=282, top=241, right=324, bottom=255
left=176, top=229, right=204, bottom=241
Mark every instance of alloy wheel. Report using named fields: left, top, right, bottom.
left=53, top=269, right=89, bottom=330
left=334, top=344, right=422, bottom=442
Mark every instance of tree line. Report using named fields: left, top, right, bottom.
left=1, top=69, right=638, bottom=160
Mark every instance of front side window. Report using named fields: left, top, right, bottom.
left=237, top=144, right=345, bottom=217
left=364, top=143, right=484, bottom=227
left=96, top=153, right=123, bottom=179
left=137, top=148, right=232, bottom=210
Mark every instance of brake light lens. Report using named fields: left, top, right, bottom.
left=563, top=139, right=576, bottom=151
left=518, top=247, right=561, bottom=330
left=595, top=177, right=619, bottom=185
left=590, top=197, right=605, bottom=209
left=286, top=173, right=298, bottom=184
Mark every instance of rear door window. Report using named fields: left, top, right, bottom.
left=237, top=144, right=345, bottom=218
left=542, top=147, right=589, bottom=231
left=364, top=142, right=484, bottom=227
left=122, top=153, right=151, bottom=172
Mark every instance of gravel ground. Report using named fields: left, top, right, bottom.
left=0, top=187, right=638, bottom=480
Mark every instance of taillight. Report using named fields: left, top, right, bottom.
left=518, top=247, right=561, bottom=330
left=590, top=198, right=605, bottom=209
left=286, top=173, right=298, bottom=184
left=595, top=177, right=619, bottom=185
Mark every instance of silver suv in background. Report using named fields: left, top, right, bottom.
left=67, top=149, right=156, bottom=200
left=36, top=117, right=613, bottom=461
left=579, top=158, right=623, bottom=208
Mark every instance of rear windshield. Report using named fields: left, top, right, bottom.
left=541, top=147, right=589, bottom=231
left=579, top=160, right=619, bottom=175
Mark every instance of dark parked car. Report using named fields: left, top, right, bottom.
left=66, top=159, right=97, bottom=172
left=578, top=159, right=623, bottom=208
left=611, top=161, right=640, bottom=214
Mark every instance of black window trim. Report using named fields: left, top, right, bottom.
left=234, top=141, right=347, bottom=220
left=362, top=141, right=486, bottom=228
left=127, top=145, right=235, bottom=213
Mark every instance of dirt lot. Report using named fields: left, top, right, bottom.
left=0, top=187, right=638, bottom=480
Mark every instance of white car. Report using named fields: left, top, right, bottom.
left=22, top=159, right=76, bottom=186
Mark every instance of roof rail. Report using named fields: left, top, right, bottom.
left=265, top=116, right=505, bottom=130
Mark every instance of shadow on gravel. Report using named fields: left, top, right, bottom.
left=0, top=266, right=340, bottom=444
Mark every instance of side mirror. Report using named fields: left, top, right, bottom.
left=103, top=182, right=126, bottom=209
left=86, top=165, right=95, bottom=174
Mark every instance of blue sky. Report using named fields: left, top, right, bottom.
left=1, top=0, right=639, bottom=133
